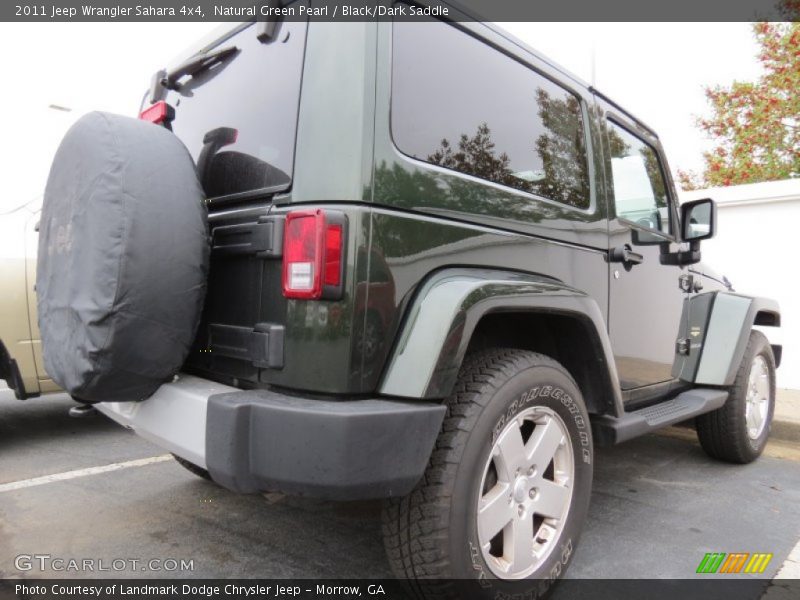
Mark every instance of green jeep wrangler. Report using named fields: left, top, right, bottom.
left=35, top=6, right=781, bottom=595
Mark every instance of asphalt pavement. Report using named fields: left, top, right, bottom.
left=1, top=390, right=799, bottom=583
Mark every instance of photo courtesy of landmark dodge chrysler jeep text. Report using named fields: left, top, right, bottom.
left=34, top=3, right=781, bottom=596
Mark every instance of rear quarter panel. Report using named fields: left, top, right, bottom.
left=362, top=211, right=609, bottom=392
left=360, top=21, right=610, bottom=392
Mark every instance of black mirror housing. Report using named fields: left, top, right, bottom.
left=681, top=198, right=717, bottom=242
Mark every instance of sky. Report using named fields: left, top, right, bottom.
left=0, top=22, right=763, bottom=212
left=499, top=22, right=762, bottom=179
left=0, top=22, right=219, bottom=212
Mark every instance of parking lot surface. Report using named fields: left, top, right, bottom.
left=1, top=391, right=799, bottom=581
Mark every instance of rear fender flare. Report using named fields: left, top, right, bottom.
left=378, top=268, right=624, bottom=417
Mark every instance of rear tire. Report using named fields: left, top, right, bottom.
left=696, top=330, right=776, bottom=464
left=381, top=348, right=593, bottom=599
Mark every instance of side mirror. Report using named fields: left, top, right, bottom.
left=681, top=198, right=716, bottom=242
left=660, top=198, right=717, bottom=266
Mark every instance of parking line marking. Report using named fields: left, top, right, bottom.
left=774, top=538, right=800, bottom=579
left=0, top=455, right=173, bottom=493
left=760, top=538, right=800, bottom=600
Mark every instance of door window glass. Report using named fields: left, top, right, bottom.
left=606, top=121, right=671, bottom=233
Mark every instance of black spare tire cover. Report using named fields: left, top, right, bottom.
left=37, top=112, right=209, bottom=402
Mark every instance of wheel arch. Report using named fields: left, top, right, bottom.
left=753, top=306, right=781, bottom=368
left=378, top=268, right=624, bottom=417
left=464, top=310, right=619, bottom=417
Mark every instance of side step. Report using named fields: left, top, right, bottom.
left=592, top=388, right=728, bottom=445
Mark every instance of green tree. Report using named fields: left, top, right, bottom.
left=680, top=19, right=800, bottom=189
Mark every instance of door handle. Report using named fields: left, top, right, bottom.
left=610, top=244, right=644, bottom=268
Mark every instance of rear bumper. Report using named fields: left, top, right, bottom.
left=97, top=374, right=445, bottom=500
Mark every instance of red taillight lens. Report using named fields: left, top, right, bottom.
left=283, top=211, right=323, bottom=299
left=324, top=224, right=343, bottom=287
left=282, top=210, right=345, bottom=300
left=138, top=101, right=173, bottom=125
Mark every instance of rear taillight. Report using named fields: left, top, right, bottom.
left=282, top=210, right=346, bottom=300
left=138, top=101, right=174, bottom=126
left=324, top=224, right=343, bottom=287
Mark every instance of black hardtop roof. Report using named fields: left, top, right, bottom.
left=166, top=11, right=660, bottom=141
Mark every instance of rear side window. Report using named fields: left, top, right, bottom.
left=391, top=20, right=590, bottom=209
left=165, top=21, right=307, bottom=200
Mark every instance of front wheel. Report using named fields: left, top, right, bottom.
left=382, top=349, right=593, bottom=598
left=696, top=330, right=776, bottom=463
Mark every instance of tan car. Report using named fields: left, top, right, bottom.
left=0, top=198, right=60, bottom=398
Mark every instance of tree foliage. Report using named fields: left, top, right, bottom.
left=533, top=88, right=590, bottom=208
left=680, top=18, right=800, bottom=190
left=427, top=122, right=522, bottom=190
left=426, top=89, right=590, bottom=209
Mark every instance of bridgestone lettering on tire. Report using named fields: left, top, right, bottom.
left=382, top=348, right=593, bottom=599
left=37, top=112, right=209, bottom=403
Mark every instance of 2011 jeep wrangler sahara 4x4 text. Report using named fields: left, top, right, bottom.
left=36, top=6, right=781, bottom=596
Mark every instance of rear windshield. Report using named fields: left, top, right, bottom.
left=164, top=21, right=307, bottom=200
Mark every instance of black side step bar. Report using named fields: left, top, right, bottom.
left=592, top=388, right=728, bottom=445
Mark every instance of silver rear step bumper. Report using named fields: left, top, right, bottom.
left=97, top=373, right=446, bottom=500
left=96, top=374, right=237, bottom=468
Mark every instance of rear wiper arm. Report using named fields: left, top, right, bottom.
left=149, top=45, right=239, bottom=103
left=165, top=45, right=239, bottom=89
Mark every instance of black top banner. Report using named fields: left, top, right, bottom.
left=2, top=0, right=798, bottom=22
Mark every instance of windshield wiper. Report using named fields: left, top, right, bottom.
left=149, top=45, right=239, bottom=103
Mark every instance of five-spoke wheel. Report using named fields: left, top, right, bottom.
left=477, top=407, right=574, bottom=578
left=745, top=355, right=770, bottom=440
